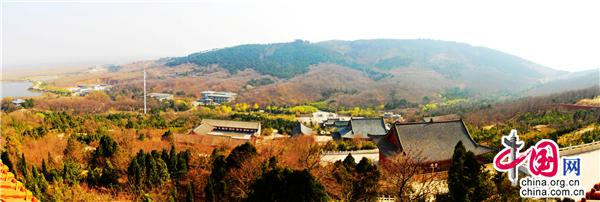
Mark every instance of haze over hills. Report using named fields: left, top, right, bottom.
left=34, top=39, right=597, bottom=108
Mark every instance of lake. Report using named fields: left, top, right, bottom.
left=1, top=81, right=41, bottom=98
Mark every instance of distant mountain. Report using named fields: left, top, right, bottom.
left=126, top=39, right=594, bottom=107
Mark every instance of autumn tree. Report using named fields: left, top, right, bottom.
left=381, top=152, right=438, bottom=202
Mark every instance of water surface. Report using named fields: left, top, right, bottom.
left=1, top=81, right=41, bottom=98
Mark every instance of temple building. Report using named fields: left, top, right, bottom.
left=333, top=118, right=388, bottom=140
left=370, top=120, right=493, bottom=168
left=191, top=119, right=261, bottom=140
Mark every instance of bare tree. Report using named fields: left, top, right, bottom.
left=299, top=142, right=322, bottom=171
left=380, top=152, right=441, bottom=202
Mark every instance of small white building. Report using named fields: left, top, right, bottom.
left=11, top=99, right=26, bottom=107
left=296, top=110, right=349, bottom=125
left=70, top=84, right=112, bottom=96
left=148, top=93, right=174, bottom=101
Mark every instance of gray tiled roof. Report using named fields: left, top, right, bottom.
left=292, top=122, right=314, bottom=136
left=200, top=119, right=261, bottom=130
left=340, top=118, right=387, bottom=139
left=376, top=120, right=493, bottom=162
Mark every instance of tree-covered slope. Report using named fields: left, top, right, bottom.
left=168, top=39, right=562, bottom=82
left=167, top=40, right=345, bottom=79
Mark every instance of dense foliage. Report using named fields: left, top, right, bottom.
left=168, top=40, right=344, bottom=79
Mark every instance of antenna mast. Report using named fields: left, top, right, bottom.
left=143, top=68, right=147, bottom=114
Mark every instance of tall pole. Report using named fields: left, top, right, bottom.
left=143, top=68, right=147, bottom=114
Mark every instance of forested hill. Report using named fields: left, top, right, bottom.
left=167, top=39, right=563, bottom=81
left=167, top=40, right=345, bottom=79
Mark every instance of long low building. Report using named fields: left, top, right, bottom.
left=191, top=119, right=261, bottom=140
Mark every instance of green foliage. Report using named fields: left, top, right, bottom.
left=443, top=87, right=472, bottom=100
left=18, top=153, right=28, bottom=179
left=246, top=168, right=329, bottom=202
left=21, top=98, right=35, bottom=108
left=288, top=105, right=319, bottom=115
left=384, top=91, right=418, bottom=110
left=86, top=160, right=119, bottom=188
left=447, top=141, right=493, bottom=202
left=127, top=150, right=171, bottom=191
left=342, top=154, right=356, bottom=168
left=204, top=151, right=227, bottom=202
left=186, top=183, right=195, bottom=202
left=168, top=40, right=343, bottom=79
left=205, top=143, right=258, bottom=201
left=323, top=140, right=377, bottom=151
left=231, top=113, right=298, bottom=134
left=448, top=142, right=467, bottom=201
left=95, top=135, right=118, bottom=158
left=247, top=78, right=275, bottom=86
left=225, top=142, right=257, bottom=169
left=62, top=159, right=82, bottom=186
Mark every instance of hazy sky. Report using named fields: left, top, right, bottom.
left=2, top=0, right=599, bottom=72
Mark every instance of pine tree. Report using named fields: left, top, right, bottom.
left=225, top=142, right=257, bottom=169
left=448, top=141, right=467, bottom=202
left=247, top=167, right=328, bottom=202
left=354, top=157, right=380, bottom=201
left=205, top=152, right=227, bottom=202
left=18, top=153, right=29, bottom=179
left=186, top=183, right=195, bottom=202
left=342, top=153, right=356, bottom=170
left=169, top=144, right=178, bottom=175
left=41, top=159, right=49, bottom=181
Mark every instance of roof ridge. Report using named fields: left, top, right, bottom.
left=394, top=119, right=463, bottom=125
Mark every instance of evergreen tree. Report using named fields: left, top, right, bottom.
left=447, top=141, right=494, bottom=202
left=342, top=153, right=356, bottom=170
left=186, top=183, right=195, bottom=202
left=95, top=135, right=118, bottom=158
left=247, top=168, right=328, bottom=202
left=18, top=153, right=29, bottom=179
left=354, top=157, right=380, bottom=201
left=464, top=151, right=493, bottom=202
left=128, top=157, right=143, bottom=189
left=448, top=141, right=467, bottom=202
left=225, top=142, right=257, bottom=169
left=205, top=152, right=227, bottom=202
left=168, top=187, right=178, bottom=202
left=41, top=159, right=49, bottom=181
left=169, top=144, right=178, bottom=175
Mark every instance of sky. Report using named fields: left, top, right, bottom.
left=2, top=0, right=600, bottom=72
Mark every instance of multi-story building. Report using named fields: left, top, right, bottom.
left=199, top=91, right=236, bottom=105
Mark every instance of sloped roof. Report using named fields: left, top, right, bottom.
left=340, top=118, right=387, bottom=139
left=200, top=119, right=260, bottom=130
left=379, top=120, right=493, bottom=162
left=292, top=122, right=314, bottom=136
